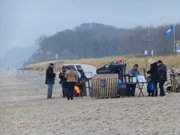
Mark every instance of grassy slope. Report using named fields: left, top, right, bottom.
left=25, top=54, right=180, bottom=71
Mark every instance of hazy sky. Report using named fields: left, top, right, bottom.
left=0, top=0, right=180, bottom=56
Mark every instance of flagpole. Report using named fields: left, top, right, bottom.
left=173, top=24, right=176, bottom=54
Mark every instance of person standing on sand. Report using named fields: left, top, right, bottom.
left=147, top=62, right=159, bottom=96
left=65, top=68, right=79, bottom=100
left=129, top=64, right=140, bottom=96
left=59, top=67, right=67, bottom=97
left=45, top=63, right=56, bottom=99
left=78, top=68, right=88, bottom=96
left=157, top=60, right=167, bottom=96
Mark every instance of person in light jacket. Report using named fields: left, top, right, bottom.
left=65, top=68, right=79, bottom=100
left=128, top=64, right=140, bottom=96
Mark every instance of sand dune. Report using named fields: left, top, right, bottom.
left=1, top=71, right=180, bottom=135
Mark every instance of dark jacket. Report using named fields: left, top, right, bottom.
left=45, top=67, right=56, bottom=84
left=59, top=72, right=66, bottom=84
left=158, top=63, right=167, bottom=82
left=79, top=71, right=88, bottom=82
left=147, top=62, right=159, bottom=82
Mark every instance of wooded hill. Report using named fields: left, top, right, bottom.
left=27, top=23, right=180, bottom=64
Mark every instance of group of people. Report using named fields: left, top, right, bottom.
left=147, top=60, right=167, bottom=96
left=128, top=60, right=167, bottom=97
left=45, top=63, right=87, bottom=100
left=45, top=59, right=167, bottom=100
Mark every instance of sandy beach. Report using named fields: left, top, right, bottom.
left=1, top=71, right=180, bottom=135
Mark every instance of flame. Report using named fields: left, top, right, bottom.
left=74, top=85, right=81, bottom=95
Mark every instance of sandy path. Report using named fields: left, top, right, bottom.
left=1, top=71, right=180, bottom=135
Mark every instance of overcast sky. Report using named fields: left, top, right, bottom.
left=0, top=0, right=180, bottom=57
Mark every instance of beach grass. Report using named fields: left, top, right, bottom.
left=25, top=54, right=180, bottom=71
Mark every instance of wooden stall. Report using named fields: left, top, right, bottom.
left=90, top=74, right=146, bottom=98
left=90, top=74, right=120, bottom=98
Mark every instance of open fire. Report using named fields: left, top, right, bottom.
left=74, top=85, right=81, bottom=96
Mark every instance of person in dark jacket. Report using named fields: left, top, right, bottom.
left=117, top=60, right=126, bottom=82
left=78, top=68, right=88, bottom=96
left=157, top=60, right=167, bottom=96
left=45, top=63, right=56, bottom=99
left=147, top=62, right=158, bottom=96
left=59, top=67, right=67, bottom=97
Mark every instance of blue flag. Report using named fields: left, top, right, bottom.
left=164, top=25, right=174, bottom=37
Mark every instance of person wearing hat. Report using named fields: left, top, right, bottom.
left=45, top=63, right=56, bottom=99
